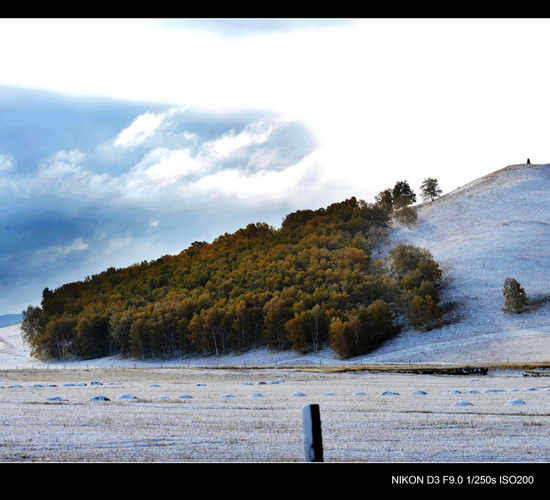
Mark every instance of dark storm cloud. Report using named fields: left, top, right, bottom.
left=0, top=87, right=320, bottom=314
left=0, top=86, right=169, bottom=175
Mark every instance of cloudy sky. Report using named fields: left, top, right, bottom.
left=1, top=17, right=550, bottom=315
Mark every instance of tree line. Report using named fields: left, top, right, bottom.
left=22, top=180, right=445, bottom=361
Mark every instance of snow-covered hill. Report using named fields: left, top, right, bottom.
left=2, top=163, right=549, bottom=368
left=0, top=314, right=23, bottom=328
left=367, top=162, right=550, bottom=364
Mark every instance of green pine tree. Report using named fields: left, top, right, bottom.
left=420, top=178, right=442, bottom=202
left=502, top=278, right=529, bottom=314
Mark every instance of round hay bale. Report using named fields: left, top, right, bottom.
left=116, top=394, right=137, bottom=400
left=89, top=395, right=110, bottom=402
left=505, top=399, right=527, bottom=405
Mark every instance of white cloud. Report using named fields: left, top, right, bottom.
left=0, top=153, right=13, bottom=171
left=205, top=120, right=277, bottom=159
left=6, top=108, right=320, bottom=217
left=105, top=236, right=134, bottom=254
left=103, top=114, right=309, bottom=207
left=182, top=150, right=330, bottom=205
left=114, top=111, right=167, bottom=148
left=63, top=237, right=89, bottom=254
left=37, top=149, right=86, bottom=178
left=118, top=148, right=205, bottom=198
left=32, top=237, right=89, bottom=265
left=31, top=149, right=113, bottom=199
left=144, top=148, right=203, bottom=184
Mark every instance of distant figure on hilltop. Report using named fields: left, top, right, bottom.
left=527, top=158, right=531, bottom=164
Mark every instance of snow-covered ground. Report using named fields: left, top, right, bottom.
left=0, top=321, right=352, bottom=369
left=0, top=364, right=549, bottom=462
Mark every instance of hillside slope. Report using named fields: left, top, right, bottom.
left=366, top=162, right=550, bottom=364
left=0, top=314, right=23, bottom=328
left=2, top=163, right=549, bottom=369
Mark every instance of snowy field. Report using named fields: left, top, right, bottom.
left=1, top=322, right=549, bottom=463
left=0, top=364, right=549, bottom=463
left=0, top=163, right=549, bottom=464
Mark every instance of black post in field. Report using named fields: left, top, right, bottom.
left=302, top=404, right=324, bottom=462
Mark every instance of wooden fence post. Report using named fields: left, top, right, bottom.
left=302, top=404, right=324, bottom=462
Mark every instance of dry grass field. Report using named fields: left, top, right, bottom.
left=0, top=365, right=549, bottom=463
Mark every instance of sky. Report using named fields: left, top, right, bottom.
left=1, top=17, right=550, bottom=315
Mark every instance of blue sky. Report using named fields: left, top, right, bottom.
left=1, top=18, right=550, bottom=315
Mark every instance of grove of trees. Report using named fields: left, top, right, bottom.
left=22, top=185, right=445, bottom=361
left=375, top=180, right=420, bottom=228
